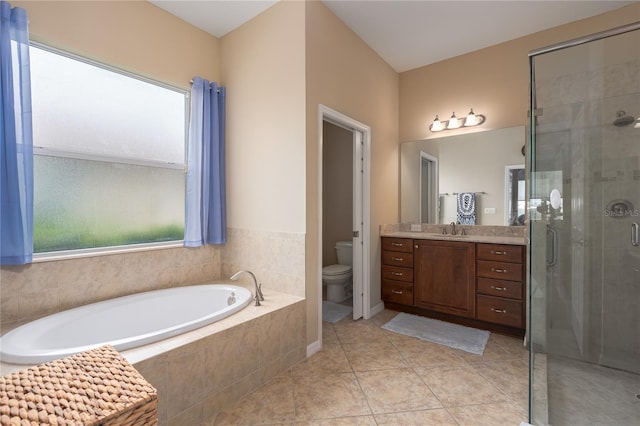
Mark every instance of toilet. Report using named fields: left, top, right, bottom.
left=322, top=241, right=353, bottom=302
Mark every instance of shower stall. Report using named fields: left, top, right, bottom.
left=528, top=23, right=640, bottom=425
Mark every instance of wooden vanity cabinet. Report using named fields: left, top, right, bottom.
left=476, top=243, right=525, bottom=329
left=381, top=237, right=525, bottom=336
left=414, top=239, right=476, bottom=318
left=381, top=238, right=414, bottom=306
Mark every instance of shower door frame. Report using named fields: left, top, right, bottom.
left=527, top=20, right=640, bottom=424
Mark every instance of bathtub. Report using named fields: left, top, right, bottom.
left=0, top=284, right=252, bottom=364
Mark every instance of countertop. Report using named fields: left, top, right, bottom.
left=381, top=231, right=526, bottom=246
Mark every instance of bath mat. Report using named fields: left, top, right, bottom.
left=382, top=313, right=490, bottom=355
left=322, top=301, right=352, bottom=323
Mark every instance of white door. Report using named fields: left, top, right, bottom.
left=352, top=129, right=364, bottom=320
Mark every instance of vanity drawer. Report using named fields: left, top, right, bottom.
left=382, top=265, right=413, bottom=283
left=477, top=244, right=523, bottom=263
left=382, top=250, right=414, bottom=268
left=477, top=260, right=523, bottom=282
left=382, top=238, right=413, bottom=253
left=477, top=295, right=523, bottom=328
left=382, top=280, right=414, bottom=305
left=477, top=278, right=522, bottom=300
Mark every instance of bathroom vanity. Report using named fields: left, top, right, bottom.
left=381, top=231, right=525, bottom=337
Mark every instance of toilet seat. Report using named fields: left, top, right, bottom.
left=322, top=264, right=351, bottom=276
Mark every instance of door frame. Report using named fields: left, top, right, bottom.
left=318, top=105, right=371, bottom=338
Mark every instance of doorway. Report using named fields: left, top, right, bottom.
left=420, top=152, right=438, bottom=223
left=318, top=105, right=371, bottom=334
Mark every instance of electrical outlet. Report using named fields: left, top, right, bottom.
left=410, top=224, right=422, bottom=231
left=484, top=207, right=496, bottom=214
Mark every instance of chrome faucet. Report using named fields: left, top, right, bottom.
left=450, top=221, right=457, bottom=236
left=230, top=270, right=264, bottom=306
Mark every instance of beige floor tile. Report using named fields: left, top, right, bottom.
left=471, top=358, right=529, bottom=398
left=355, top=368, right=442, bottom=414
left=415, top=365, right=508, bottom=407
left=322, top=322, right=341, bottom=346
left=388, top=334, right=466, bottom=368
left=489, top=333, right=529, bottom=360
left=296, top=416, right=377, bottom=425
left=374, top=408, right=458, bottom=425
left=343, top=341, right=408, bottom=371
left=292, top=344, right=352, bottom=377
left=333, top=319, right=390, bottom=344
left=369, top=309, right=400, bottom=326
left=214, top=375, right=296, bottom=425
left=452, top=338, right=511, bottom=363
left=293, top=372, right=372, bottom=420
left=447, top=401, right=528, bottom=425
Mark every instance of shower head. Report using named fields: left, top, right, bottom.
left=613, top=110, right=635, bottom=127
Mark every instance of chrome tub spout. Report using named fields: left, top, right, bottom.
left=230, top=270, right=264, bottom=306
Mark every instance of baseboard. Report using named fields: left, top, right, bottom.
left=369, top=301, right=385, bottom=318
left=306, top=339, right=322, bottom=358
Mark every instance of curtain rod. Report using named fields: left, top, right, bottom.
left=189, top=79, right=222, bottom=93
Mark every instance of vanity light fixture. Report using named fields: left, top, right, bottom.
left=429, top=108, right=486, bottom=132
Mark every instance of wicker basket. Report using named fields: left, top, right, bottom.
left=0, top=345, right=158, bottom=425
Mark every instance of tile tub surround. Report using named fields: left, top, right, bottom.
left=1, top=285, right=306, bottom=426
left=213, top=309, right=529, bottom=425
left=0, top=244, right=222, bottom=333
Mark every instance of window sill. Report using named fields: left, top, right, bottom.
left=32, top=241, right=185, bottom=263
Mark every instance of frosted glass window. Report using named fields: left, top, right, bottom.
left=31, top=44, right=187, bottom=253
left=30, top=46, right=185, bottom=164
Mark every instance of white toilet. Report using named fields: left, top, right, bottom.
left=322, top=241, right=353, bottom=302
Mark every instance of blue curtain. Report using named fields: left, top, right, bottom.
left=184, top=77, right=226, bottom=246
left=0, top=1, right=32, bottom=265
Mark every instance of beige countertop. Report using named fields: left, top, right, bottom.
left=381, top=231, right=526, bottom=246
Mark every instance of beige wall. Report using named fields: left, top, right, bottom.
left=16, top=1, right=219, bottom=89
left=305, top=1, right=399, bottom=344
left=322, top=122, right=353, bottom=267
left=1, top=1, right=221, bottom=330
left=220, top=1, right=306, bottom=233
left=400, top=3, right=640, bottom=142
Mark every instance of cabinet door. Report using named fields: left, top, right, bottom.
left=414, top=240, right=476, bottom=318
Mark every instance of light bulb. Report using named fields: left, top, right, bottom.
left=447, top=112, right=460, bottom=129
left=430, top=115, right=444, bottom=132
left=464, top=109, right=478, bottom=126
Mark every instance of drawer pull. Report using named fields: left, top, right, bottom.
left=491, top=308, right=507, bottom=314
left=491, top=268, right=507, bottom=273
left=491, top=286, right=507, bottom=291
left=391, top=242, right=404, bottom=247
left=392, top=257, right=404, bottom=262
left=391, top=290, right=404, bottom=295
left=392, top=272, right=404, bottom=277
left=491, top=250, right=507, bottom=255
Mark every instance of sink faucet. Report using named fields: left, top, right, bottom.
left=230, top=270, right=264, bottom=306
left=450, top=221, right=457, bottom=236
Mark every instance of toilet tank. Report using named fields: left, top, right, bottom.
left=335, top=241, right=353, bottom=266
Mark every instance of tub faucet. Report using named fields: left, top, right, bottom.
left=450, top=221, right=457, bottom=236
left=230, top=270, right=264, bottom=306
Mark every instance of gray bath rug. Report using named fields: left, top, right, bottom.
left=322, top=301, right=352, bottom=323
left=382, top=312, right=490, bottom=355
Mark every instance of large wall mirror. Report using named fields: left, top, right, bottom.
left=400, top=126, right=525, bottom=226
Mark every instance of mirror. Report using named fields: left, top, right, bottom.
left=400, top=126, right=525, bottom=226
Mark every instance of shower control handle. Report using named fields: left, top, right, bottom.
left=632, top=223, right=639, bottom=247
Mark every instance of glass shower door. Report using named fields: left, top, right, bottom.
left=529, top=24, right=640, bottom=425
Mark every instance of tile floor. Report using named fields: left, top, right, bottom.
left=213, top=309, right=530, bottom=425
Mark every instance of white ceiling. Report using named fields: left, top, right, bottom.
left=150, top=0, right=636, bottom=72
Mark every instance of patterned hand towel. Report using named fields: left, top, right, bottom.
left=457, top=192, right=476, bottom=225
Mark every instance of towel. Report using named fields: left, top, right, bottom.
left=457, top=192, right=476, bottom=225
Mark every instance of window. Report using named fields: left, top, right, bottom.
left=30, top=44, right=188, bottom=254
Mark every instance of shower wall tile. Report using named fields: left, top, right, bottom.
left=221, top=227, right=305, bottom=298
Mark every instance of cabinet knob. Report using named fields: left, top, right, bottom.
left=391, top=290, right=403, bottom=295
left=491, top=286, right=507, bottom=291
left=491, top=268, right=507, bottom=273
left=491, top=250, right=507, bottom=255
left=491, top=308, right=506, bottom=314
